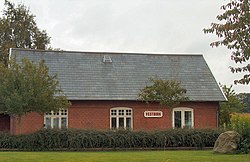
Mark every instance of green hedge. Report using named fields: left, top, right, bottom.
left=0, top=129, right=222, bottom=151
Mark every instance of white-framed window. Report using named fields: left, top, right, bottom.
left=172, top=107, right=194, bottom=129
left=110, top=107, right=133, bottom=129
left=44, top=109, right=68, bottom=129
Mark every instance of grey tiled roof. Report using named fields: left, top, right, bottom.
left=11, top=48, right=226, bottom=101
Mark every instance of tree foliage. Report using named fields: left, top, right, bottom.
left=138, top=78, right=188, bottom=108
left=0, top=0, right=50, bottom=65
left=204, top=0, right=250, bottom=84
left=238, top=93, right=250, bottom=113
left=219, top=84, right=245, bottom=127
left=0, top=58, right=70, bottom=133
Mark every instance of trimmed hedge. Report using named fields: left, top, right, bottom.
left=0, top=129, right=222, bottom=151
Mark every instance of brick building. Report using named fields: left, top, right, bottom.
left=1, top=48, right=226, bottom=134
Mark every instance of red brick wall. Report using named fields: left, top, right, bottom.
left=181, top=102, right=219, bottom=128
left=10, top=112, right=44, bottom=135
left=68, top=101, right=110, bottom=130
left=10, top=100, right=219, bottom=134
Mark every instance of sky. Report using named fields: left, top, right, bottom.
left=1, top=0, right=249, bottom=93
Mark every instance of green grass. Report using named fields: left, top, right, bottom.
left=0, top=150, right=249, bottom=162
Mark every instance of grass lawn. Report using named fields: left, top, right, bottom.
left=0, top=150, right=249, bottom=162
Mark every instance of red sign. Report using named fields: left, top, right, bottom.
left=144, top=111, right=163, bottom=118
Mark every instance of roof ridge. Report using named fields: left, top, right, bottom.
left=11, top=48, right=203, bottom=57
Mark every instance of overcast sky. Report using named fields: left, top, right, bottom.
left=1, top=0, right=249, bottom=93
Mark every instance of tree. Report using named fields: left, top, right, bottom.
left=138, top=78, right=188, bottom=108
left=238, top=93, right=250, bottom=113
left=0, top=0, right=50, bottom=65
left=0, top=58, right=70, bottom=133
left=203, top=0, right=250, bottom=84
left=219, top=84, right=245, bottom=127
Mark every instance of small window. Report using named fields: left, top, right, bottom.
left=172, top=107, right=193, bottom=128
left=44, top=109, right=68, bottom=129
left=103, top=55, right=112, bottom=63
left=110, top=107, right=133, bottom=129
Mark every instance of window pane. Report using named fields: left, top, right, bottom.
left=61, top=117, right=67, bottom=128
left=61, top=109, right=67, bottom=115
left=126, top=117, right=131, bottom=128
left=111, top=117, right=117, bottom=129
left=118, top=110, right=124, bottom=116
left=53, top=111, right=59, bottom=115
left=53, top=117, right=59, bottom=129
left=126, top=110, right=132, bottom=116
left=45, top=117, right=51, bottom=128
left=185, top=111, right=192, bottom=128
left=119, top=117, right=124, bottom=128
left=111, top=110, right=117, bottom=116
left=174, top=111, right=182, bottom=128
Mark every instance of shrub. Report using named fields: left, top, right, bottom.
left=230, top=113, right=250, bottom=153
left=0, top=129, right=222, bottom=151
left=0, top=132, right=18, bottom=149
left=230, top=113, right=250, bottom=137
